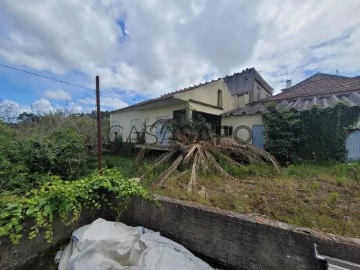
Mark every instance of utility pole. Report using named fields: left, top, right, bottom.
left=96, top=76, right=102, bottom=175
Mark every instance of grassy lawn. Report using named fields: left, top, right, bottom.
left=105, top=154, right=360, bottom=238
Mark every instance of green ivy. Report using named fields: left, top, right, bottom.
left=262, top=103, right=302, bottom=164
left=262, top=103, right=360, bottom=164
left=0, top=168, right=153, bottom=244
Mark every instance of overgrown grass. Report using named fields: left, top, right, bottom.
left=95, top=155, right=360, bottom=238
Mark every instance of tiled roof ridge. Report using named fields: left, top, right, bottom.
left=223, top=91, right=360, bottom=116
left=160, top=77, right=222, bottom=97
left=111, top=67, right=264, bottom=113
left=161, top=67, right=262, bottom=97
left=281, top=72, right=350, bottom=92
left=265, top=75, right=360, bottom=102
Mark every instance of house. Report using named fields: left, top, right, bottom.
left=222, top=72, right=360, bottom=160
left=109, top=68, right=273, bottom=147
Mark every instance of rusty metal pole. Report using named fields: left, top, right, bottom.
left=96, top=76, right=102, bottom=175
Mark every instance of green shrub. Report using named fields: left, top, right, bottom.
left=0, top=169, right=153, bottom=244
left=0, top=122, right=30, bottom=191
left=19, top=127, right=87, bottom=180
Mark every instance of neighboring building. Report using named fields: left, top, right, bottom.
left=222, top=73, right=360, bottom=160
left=110, top=68, right=273, bottom=146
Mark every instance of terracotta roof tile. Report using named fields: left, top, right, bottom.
left=223, top=73, right=360, bottom=116
left=266, top=74, right=360, bottom=101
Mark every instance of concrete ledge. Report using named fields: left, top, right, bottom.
left=0, top=209, right=101, bottom=270
left=117, top=195, right=360, bottom=270
left=1, top=196, right=360, bottom=269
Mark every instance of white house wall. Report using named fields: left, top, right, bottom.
left=110, top=103, right=187, bottom=143
left=221, top=114, right=263, bottom=141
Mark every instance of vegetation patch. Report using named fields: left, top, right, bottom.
left=262, top=103, right=360, bottom=164
left=0, top=169, right=152, bottom=244
left=138, top=159, right=360, bottom=238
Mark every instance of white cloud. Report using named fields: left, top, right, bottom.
left=0, top=0, right=260, bottom=97
left=77, top=93, right=128, bottom=111
left=1, top=0, right=360, bottom=103
left=244, top=0, right=360, bottom=92
left=31, top=98, right=54, bottom=113
left=66, top=102, right=82, bottom=114
left=0, top=0, right=123, bottom=73
left=100, top=96, right=128, bottom=110
left=44, top=89, right=71, bottom=100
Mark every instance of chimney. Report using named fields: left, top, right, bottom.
left=286, top=79, right=292, bottom=88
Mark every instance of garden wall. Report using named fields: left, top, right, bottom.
left=116, top=196, right=360, bottom=270
left=2, top=196, right=360, bottom=269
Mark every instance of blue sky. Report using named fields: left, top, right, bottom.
left=1, top=0, right=360, bottom=116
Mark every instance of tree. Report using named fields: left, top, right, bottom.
left=0, top=100, right=19, bottom=123
left=17, top=112, right=39, bottom=123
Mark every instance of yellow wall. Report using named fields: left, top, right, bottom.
left=189, top=102, right=224, bottom=115
left=175, top=79, right=236, bottom=111
left=221, top=114, right=263, bottom=141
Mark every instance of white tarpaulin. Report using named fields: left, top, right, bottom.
left=58, top=218, right=213, bottom=270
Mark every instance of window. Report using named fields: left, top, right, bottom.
left=217, top=89, right=223, bottom=107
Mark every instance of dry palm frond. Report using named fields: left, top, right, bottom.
left=136, top=128, right=280, bottom=192
left=153, top=150, right=178, bottom=168
left=203, top=149, right=237, bottom=181
left=183, top=144, right=199, bottom=164
left=196, top=146, right=209, bottom=172
left=187, top=151, right=199, bottom=193
left=134, top=147, right=150, bottom=164
left=157, top=154, right=184, bottom=187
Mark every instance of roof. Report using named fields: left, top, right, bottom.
left=222, top=102, right=268, bottom=116
left=267, top=73, right=360, bottom=101
left=223, top=73, right=360, bottom=116
left=111, top=67, right=269, bottom=113
left=223, top=92, right=360, bottom=116
left=111, top=78, right=222, bottom=113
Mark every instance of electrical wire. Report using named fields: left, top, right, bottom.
left=0, top=63, right=97, bottom=92
left=0, top=63, right=297, bottom=91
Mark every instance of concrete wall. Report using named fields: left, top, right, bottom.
left=222, top=114, right=263, bottom=141
left=237, top=93, right=250, bottom=107
left=118, top=196, right=360, bottom=270
left=2, top=196, right=360, bottom=270
left=0, top=209, right=102, bottom=270
left=253, top=81, right=272, bottom=101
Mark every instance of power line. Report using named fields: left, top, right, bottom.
left=0, top=63, right=96, bottom=92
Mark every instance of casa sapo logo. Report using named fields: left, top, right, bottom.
left=107, top=119, right=254, bottom=145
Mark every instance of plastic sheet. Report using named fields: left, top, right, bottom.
left=58, top=218, right=213, bottom=270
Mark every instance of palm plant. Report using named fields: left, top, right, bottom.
left=136, top=109, right=280, bottom=193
